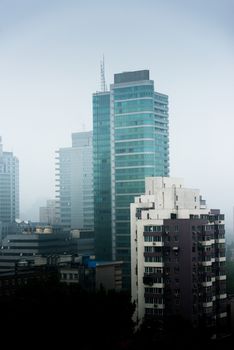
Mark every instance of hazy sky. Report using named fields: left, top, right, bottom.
left=0, top=0, right=234, bottom=231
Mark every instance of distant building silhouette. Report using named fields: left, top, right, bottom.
left=55, top=131, right=93, bottom=231
left=39, top=199, right=58, bottom=224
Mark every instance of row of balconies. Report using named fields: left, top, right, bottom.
left=145, top=303, right=165, bottom=309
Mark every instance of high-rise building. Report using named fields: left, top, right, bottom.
left=93, top=92, right=112, bottom=261
left=93, top=70, right=169, bottom=287
left=55, top=131, right=93, bottom=231
left=0, top=137, right=19, bottom=224
left=131, top=177, right=227, bottom=328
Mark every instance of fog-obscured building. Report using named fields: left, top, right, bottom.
left=39, top=199, right=58, bottom=224
left=0, top=137, right=19, bottom=224
left=55, top=131, right=93, bottom=231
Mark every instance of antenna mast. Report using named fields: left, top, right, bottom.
left=100, top=55, right=107, bottom=92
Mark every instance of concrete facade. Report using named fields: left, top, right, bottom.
left=60, top=259, right=123, bottom=291
left=55, top=131, right=94, bottom=231
left=39, top=199, right=58, bottom=224
left=131, top=177, right=227, bottom=328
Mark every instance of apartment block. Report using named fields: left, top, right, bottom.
left=131, top=177, right=227, bottom=328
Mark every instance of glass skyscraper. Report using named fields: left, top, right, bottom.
left=93, top=70, right=169, bottom=288
left=93, top=92, right=112, bottom=260
left=0, top=137, right=19, bottom=224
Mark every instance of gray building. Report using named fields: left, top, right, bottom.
left=55, top=131, right=94, bottom=231
left=60, top=258, right=123, bottom=292
left=0, top=222, right=76, bottom=273
left=39, top=199, right=58, bottom=224
left=0, top=137, right=19, bottom=224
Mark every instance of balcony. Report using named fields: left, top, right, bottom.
left=144, top=241, right=164, bottom=247
left=201, top=239, right=215, bottom=246
left=143, top=274, right=164, bottom=288
left=215, top=238, right=225, bottom=244
left=145, top=303, right=165, bottom=309
left=216, top=275, right=226, bottom=281
left=216, top=293, right=227, bottom=300
left=202, top=281, right=213, bottom=287
left=202, top=261, right=212, bottom=267
left=216, top=257, right=226, bottom=262
left=217, top=312, right=227, bottom=319
left=202, top=301, right=213, bottom=308
left=143, top=275, right=154, bottom=286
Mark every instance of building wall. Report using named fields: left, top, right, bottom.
left=93, top=71, right=169, bottom=289
left=93, top=92, right=112, bottom=261
left=60, top=261, right=123, bottom=291
left=96, top=263, right=123, bottom=291
left=131, top=177, right=227, bottom=327
left=0, top=139, right=19, bottom=224
left=0, top=224, right=75, bottom=273
left=56, top=132, right=93, bottom=231
left=39, top=199, right=57, bottom=224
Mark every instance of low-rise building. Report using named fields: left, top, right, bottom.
left=60, top=258, right=123, bottom=292
left=0, top=222, right=76, bottom=273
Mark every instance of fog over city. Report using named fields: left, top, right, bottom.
left=0, top=0, right=233, bottom=233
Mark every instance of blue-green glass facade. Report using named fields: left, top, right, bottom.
left=93, top=92, right=112, bottom=260
left=111, top=74, right=169, bottom=288
left=93, top=70, right=169, bottom=288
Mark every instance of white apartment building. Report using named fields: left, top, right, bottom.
left=131, top=177, right=227, bottom=328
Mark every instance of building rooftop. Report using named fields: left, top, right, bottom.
left=114, top=70, right=150, bottom=84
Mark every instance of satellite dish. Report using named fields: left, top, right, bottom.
left=24, top=220, right=29, bottom=224
left=15, top=219, right=22, bottom=224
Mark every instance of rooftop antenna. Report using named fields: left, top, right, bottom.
left=100, top=55, right=107, bottom=92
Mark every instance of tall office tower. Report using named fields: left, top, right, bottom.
left=131, top=177, right=227, bottom=328
left=93, top=92, right=112, bottom=260
left=55, top=131, right=93, bottom=231
left=93, top=70, right=169, bottom=287
left=0, top=138, right=19, bottom=224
